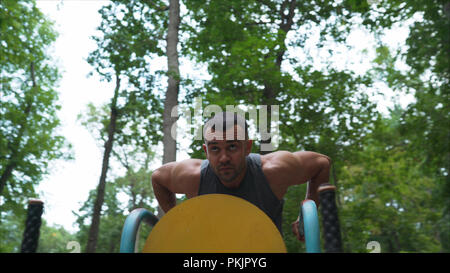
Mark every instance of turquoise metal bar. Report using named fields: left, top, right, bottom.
left=121, top=202, right=321, bottom=253
left=120, top=208, right=159, bottom=253
left=301, top=200, right=321, bottom=253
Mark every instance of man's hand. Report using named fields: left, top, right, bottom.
left=291, top=216, right=305, bottom=242
left=291, top=199, right=321, bottom=242
left=305, top=184, right=321, bottom=208
left=151, top=159, right=202, bottom=214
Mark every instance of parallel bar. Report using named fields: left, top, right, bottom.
left=21, top=199, right=44, bottom=253
left=120, top=208, right=159, bottom=253
left=318, top=184, right=343, bottom=253
left=300, top=199, right=321, bottom=253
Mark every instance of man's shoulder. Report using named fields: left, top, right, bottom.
left=175, top=158, right=203, bottom=176
left=171, top=159, right=203, bottom=197
left=260, top=151, right=301, bottom=184
left=260, top=150, right=298, bottom=170
left=259, top=151, right=299, bottom=200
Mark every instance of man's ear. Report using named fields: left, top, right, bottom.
left=202, top=143, right=208, bottom=156
left=245, top=140, right=253, bottom=155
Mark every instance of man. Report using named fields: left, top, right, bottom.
left=151, top=112, right=331, bottom=240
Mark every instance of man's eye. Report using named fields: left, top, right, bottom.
left=229, top=144, right=237, bottom=150
left=211, top=147, right=219, bottom=151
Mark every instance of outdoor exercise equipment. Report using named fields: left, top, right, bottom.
left=120, top=208, right=159, bottom=253
left=298, top=199, right=321, bottom=253
left=21, top=199, right=44, bottom=253
left=120, top=188, right=342, bottom=253
left=121, top=194, right=286, bottom=252
left=318, top=184, right=343, bottom=252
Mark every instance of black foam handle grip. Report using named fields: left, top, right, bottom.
left=21, top=200, right=44, bottom=253
left=318, top=184, right=342, bottom=253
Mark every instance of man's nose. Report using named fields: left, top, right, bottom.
left=218, top=151, right=231, bottom=163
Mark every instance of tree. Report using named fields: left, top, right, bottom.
left=0, top=0, right=72, bottom=215
left=399, top=1, right=449, bottom=251
left=74, top=167, right=157, bottom=253
left=0, top=210, right=23, bottom=252
left=180, top=0, right=450, bottom=252
left=84, top=0, right=163, bottom=252
left=183, top=0, right=382, bottom=161
left=37, top=221, right=77, bottom=253
left=74, top=181, right=126, bottom=253
left=338, top=110, right=441, bottom=252
left=115, top=168, right=156, bottom=212
left=160, top=0, right=181, bottom=217
left=369, top=0, right=450, bottom=251
left=178, top=1, right=383, bottom=253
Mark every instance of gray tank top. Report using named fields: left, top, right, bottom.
left=198, top=153, right=284, bottom=233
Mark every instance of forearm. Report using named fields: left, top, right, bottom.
left=152, top=179, right=177, bottom=213
left=305, top=156, right=331, bottom=206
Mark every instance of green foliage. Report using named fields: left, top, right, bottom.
left=282, top=185, right=307, bottom=253
left=37, top=221, right=77, bottom=253
left=0, top=211, right=76, bottom=253
left=87, top=0, right=165, bottom=79
left=0, top=211, right=24, bottom=252
left=74, top=171, right=157, bottom=253
left=369, top=0, right=450, bottom=251
left=338, top=114, right=442, bottom=252
left=183, top=0, right=448, bottom=252
left=2, top=0, right=448, bottom=253
left=85, top=0, right=165, bottom=156
left=115, top=167, right=156, bottom=211
left=0, top=0, right=72, bottom=216
left=184, top=0, right=381, bottom=160
left=74, top=181, right=126, bottom=253
left=82, top=0, right=166, bottom=252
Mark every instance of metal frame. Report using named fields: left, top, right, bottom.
left=299, top=199, right=321, bottom=253
left=119, top=208, right=159, bottom=253
left=120, top=200, right=321, bottom=253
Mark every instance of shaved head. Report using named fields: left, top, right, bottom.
left=203, top=112, right=249, bottom=144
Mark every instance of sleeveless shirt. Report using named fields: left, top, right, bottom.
left=198, top=153, right=284, bottom=233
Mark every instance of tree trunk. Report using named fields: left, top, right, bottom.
left=130, top=173, right=138, bottom=211
left=86, top=74, right=120, bottom=253
left=159, top=0, right=180, bottom=217
left=260, top=0, right=296, bottom=155
left=260, top=90, right=275, bottom=155
left=0, top=163, right=16, bottom=196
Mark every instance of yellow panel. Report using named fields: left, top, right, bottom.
left=143, top=194, right=286, bottom=253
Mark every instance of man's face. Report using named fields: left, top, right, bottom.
left=202, top=125, right=252, bottom=186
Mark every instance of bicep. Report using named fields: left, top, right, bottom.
left=152, top=162, right=177, bottom=192
left=266, top=151, right=330, bottom=186
left=292, top=151, right=331, bottom=182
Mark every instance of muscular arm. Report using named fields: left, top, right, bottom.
left=151, top=162, right=177, bottom=213
left=264, top=151, right=331, bottom=206
left=151, top=159, right=201, bottom=213
left=264, top=150, right=331, bottom=241
left=293, top=151, right=331, bottom=206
